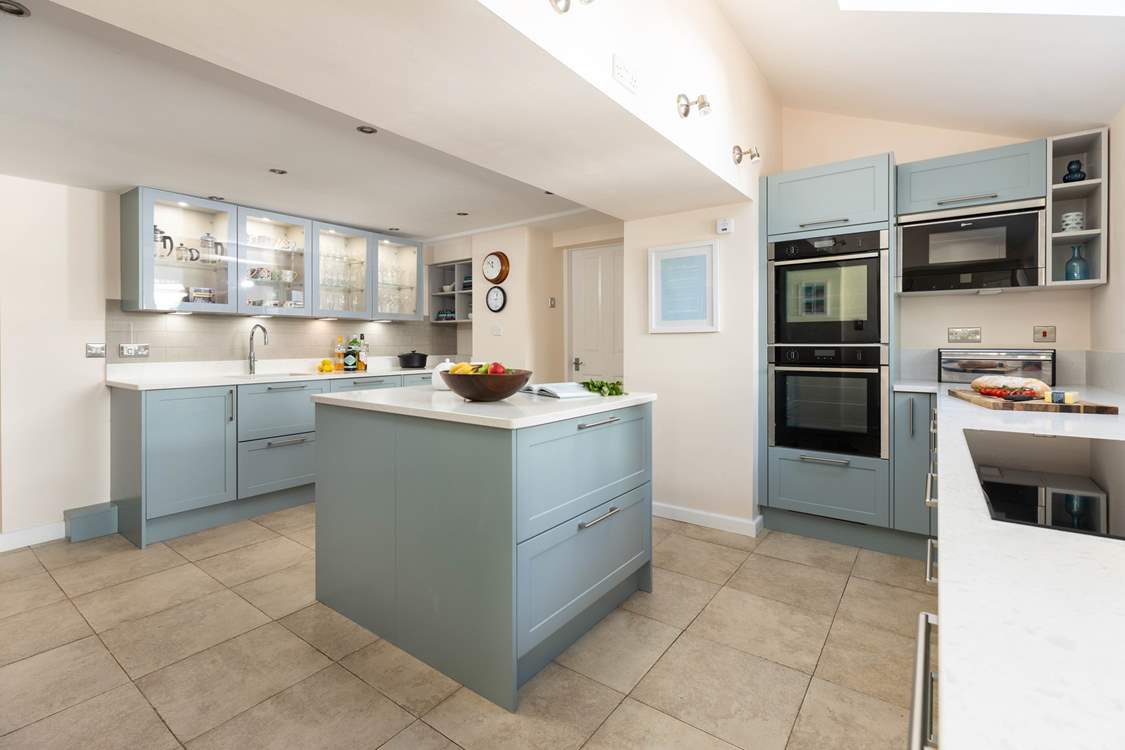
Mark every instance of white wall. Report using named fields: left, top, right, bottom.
left=0, top=175, right=114, bottom=535
left=1091, top=104, right=1125, bottom=353
left=552, top=222, right=624, bottom=249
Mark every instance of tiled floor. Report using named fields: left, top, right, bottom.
left=0, top=505, right=937, bottom=749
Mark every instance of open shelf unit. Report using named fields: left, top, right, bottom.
left=1046, top=127, right=1109, bottom=287
left=428, top=258, right=473, bottom=323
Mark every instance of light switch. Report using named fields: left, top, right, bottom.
left=947, top=327, right=981, bottom=343
left=1033, top=325, right=1056, bottom=343
left=85, top=342, right=106, bottom=358
left=548, top=297, right=557, bottom=309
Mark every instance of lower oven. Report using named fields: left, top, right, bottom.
left=768, top=345, right=889, bottom=459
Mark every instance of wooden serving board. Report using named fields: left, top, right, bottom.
left=948, top=388, right=1119, bottom=415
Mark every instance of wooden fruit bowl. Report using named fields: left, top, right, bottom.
left=440, top=369, right=532, bottom=402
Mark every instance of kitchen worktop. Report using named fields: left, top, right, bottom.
left=917, top=381, right=1125, bottom=749
left=313, top=388, right=656, bottom=430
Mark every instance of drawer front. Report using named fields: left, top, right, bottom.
left=402, top=373, right=432, bottom=386
left=238, top=380, right=329, bottom=440
left=329, top=375, right=403, bottom=393
left=517, top=484, right=651, bottom=656
left=767, top=153, right=890, bottom=236
left=516, top=404, right=651, bottom=542
left=237, top=432, right=317, bottom=499
left=768, top=447, right=890, bottom=526
left=897, top=140, right=1046, bottom=215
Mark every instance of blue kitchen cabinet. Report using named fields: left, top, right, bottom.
left=897, top=140, right=1046, bottom=215
left=402, top=372, right=433, bottom=386
left=238, top=432, right=318, bottom=499
left=120, top=188, right=240, bottom=314
left=237, top=380, right=330, bottom=441
left=766, top=153, right=891, bottom=237
left=312, top=221, right=375, bottom=320
left=767, top=446, right=890, bottom=526
left=144, top=386, right=237, bottom=519
left=373, top=235, right=424, bottom=320
left=237, top=207, right=314, bottom=317
left=892, top=393, right=935, bottom=535
left=329, top=375, right=403, bottom=393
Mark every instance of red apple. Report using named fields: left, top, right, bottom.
left=488, top=362, right=506, bottom=375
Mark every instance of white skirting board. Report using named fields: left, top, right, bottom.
left=653, top=501, right=764, bottom=538
left=0, top=521, right=66, bottom=552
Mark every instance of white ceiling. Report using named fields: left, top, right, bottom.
left=716, top=0, right=1125, bottom=137
left=0, top=1, right=611, bottom=238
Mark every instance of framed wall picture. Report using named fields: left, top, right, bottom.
left=648, top=241, right=718, bottom=333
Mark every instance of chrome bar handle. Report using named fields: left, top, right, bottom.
left=578, top=506, right=621, bottom=530
left=908, top=397, right=915, bottom=438
left=925, top=538, right=938, bottom=584
left=227, top=389, right=234, bottom=422
left=936, top=192, right=998, bottom=205
left=925, top=472, right=938, bottom=508
left=798, top=217, right=850, bottom=228
left=266, top=384, right=308, bottom=391
left=799, top=455, right=851, bottom=467
left=577, top=416, right=621, bottom=431
left=356, top=379, right=384, bottom=385
left=910, top=612, right=939, bottom=750
left=266, top=436, right=308, bottom=449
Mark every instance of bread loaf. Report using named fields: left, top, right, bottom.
left=970, top=375, right=1049, bottom=396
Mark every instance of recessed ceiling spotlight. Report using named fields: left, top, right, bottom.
left=207, top=195, right=225, bottom=201
left=387, top=227, right=401, bottom=232
left=356, top=125, right=378, bottom=134
left=0, top=1, right=31, bottom=18
left=268, top=168, right=288, bottom=175
left=544, top=190, right=554, bottom=195
left=456, top=212, right=470, bottom=216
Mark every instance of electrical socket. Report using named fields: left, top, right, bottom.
left=85, top=343, right=106, bottom=358
left=948, top=327, right=981, bottom=343
left=1033, top=325, right=1056, bottom=343
left=118, top=343, right=150, bottom=358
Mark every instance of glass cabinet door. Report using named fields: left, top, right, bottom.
left=312, top=222, right=373, bottom=319
left=374, top=237, right=423, bottom=320
left=237, top=208, right=313, bottom=317
left=140, top=189, right=238, bottom=313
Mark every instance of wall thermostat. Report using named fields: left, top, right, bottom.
left=716, top=218, right=734, bottom=234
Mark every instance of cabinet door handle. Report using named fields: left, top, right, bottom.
left=908, top=397, right=915, bottom=438
left=578, top=506, right=621, bottom=530
left=266, top=436, right=308, bottom=449
left=924, top=472, right=938, bottom=508
left=227, top=389, right=234, bottom=422
left=910, top=612, right=939, bottom=750
left=266, top=384, right=308, bottom=392
left=798, top=217, right=850, bottom=228
left=936, top=192, right=998, bottom=206
left=799, top=455, right=851, bottom=467
left=925, top=538, right=938, bottom=584
left=356, top=379, right=384, bottom=385
left=577, top=416, right=620, bottom=431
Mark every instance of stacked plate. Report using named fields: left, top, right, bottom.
left=1060, top=211, right=1085, bottom=232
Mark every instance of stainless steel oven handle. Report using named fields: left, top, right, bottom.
left=798, top=217, right=850, bottom=228
left=935, top=192, right=999, bottom=206
left=773, top=366, right=880, bottom=374
left=910, top=612, right=939, bottom=750
left=798, top=455, right=851, bottom=467
left=770, top=251, right=879, bottom=267
left=925, top=538, right=938, bottom=584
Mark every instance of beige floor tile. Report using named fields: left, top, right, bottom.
left=50, top=543, right=186, bottom=597
left=0, top=571, right=66, bottom=620
left=652, top=527, right=672, bottom=547
left=836, top=577, right=938, bottom=638
left=72, top=563, right=224, bottom=633
left=195, top=537, right=311, bottom=587
left=232, top=557, right=316, bottom=619
left=424, top=663, right=622, bottom=750
left=786, top=678, right=909, bottom=750
left=283, top=525, right=316, bottom=549
left=280, top=602, right=377, bottom=660
left=852, top=548, right=933, bottom=594
left=584, top=698, right=738, bottom=749
left=0, top=600, right=92, bottom=668
left=137, top=623, right=330, bottom=742
left=383, top=721, right=461, bottom=750
left=727, top=554, right=847, bottom=616
left=0, top=548, right=44, bottom=584
left=253, top=503, right=315, bottom=534
left=676, top=523, right=761, bottom=553
left=620, top=567, right=720, bottom=629
left=554, top=609, right=679, bottom=693
left=31, top=534, right=136, bottom=571
left=101, top=589, right=271, bottom=678
left=0, top=636, right=129, bottom=735
left=688, top=588, right=831, bottom=674
left=753, top=532, right=858, bottom=574
left=652, top=516, right=691, bottom=535
left=653, top=534, right=748, bottom=585
left=0, top=683, right=179, bottom=750
left=631, top=634, right=807, bottom=750
left=815, top=617, right=916, bottom=708
left=187, top=664, right=412, bottom=750
left=341, top=639, right=459, bottom=716
left=167, top=520, right=279, bottom=562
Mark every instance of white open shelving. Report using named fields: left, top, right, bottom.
left=428, top=259, right=473, bottom=323
left=1046, top=127, right=1109, bottom=287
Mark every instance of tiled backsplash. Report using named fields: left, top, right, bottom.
left=105, top=300, right=458, bottom=364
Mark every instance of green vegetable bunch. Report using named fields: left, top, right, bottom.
left=580, top=380, right=625, bottom=397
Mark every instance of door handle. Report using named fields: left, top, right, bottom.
left=909, top=612, right=939, bottom=750
left=578, top=506, right=621, bottom=530
left=925, top=538, right=938, bottom=584
left=356, top=379, right=384, bottom=385
left=936, top=192, right=998, bottom=206
left=577, top=416, right=620, bottom=431
left=572, top=356, right=583, bottom=372
left=798, top=217, right=850, bottom=228
left=266, top=384, right=308, bottom=392
left=226, top=389, right=234, bottom=422
left=924, top=472, right=938, bottom=508
left=266, top=436, right=308, bottom=449
left=908, top=397, right=915, bottom=438
left=798, top=455, right=851, bottom=467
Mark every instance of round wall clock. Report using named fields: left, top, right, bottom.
left=481, top=251, right=510, bottom=284
left=486, top=285, right=507, bottom=313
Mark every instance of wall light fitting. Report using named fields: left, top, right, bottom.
left=356, top=125, right=378, bottom=134
left=732, top=145, right=761, bottom=165
left=268, top=168, right=288, bottom=175
left=456, top=212, right=470, bottom=216
left=676, top=94, right=711, bottom=118
left=0, top=1, right=31, bottom=18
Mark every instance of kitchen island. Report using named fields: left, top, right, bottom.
left=311, top=387, right=656, bottom=710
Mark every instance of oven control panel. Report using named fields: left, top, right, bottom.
left=770, top=345, right=886, bottom=366
left=768, top=229, right=888, bottom=261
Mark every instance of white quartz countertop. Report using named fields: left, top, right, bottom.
left=893, top=379, right=940, bottom=394
left=312, top=388, right=656, bottom=429
left=106, top=367, right=434, bottom=391
left=932, top=382, right=1125, bottom=749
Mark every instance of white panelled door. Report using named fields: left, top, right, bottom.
left=568, top=244, right=624, bottom=382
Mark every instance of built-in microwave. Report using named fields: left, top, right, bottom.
left=897, top=199, right=1045, bottom=294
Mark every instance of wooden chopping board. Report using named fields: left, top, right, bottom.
left=949, top=388, right=1119, bottom=415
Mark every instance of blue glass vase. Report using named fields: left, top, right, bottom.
left=1065, top=245, right=1089, bottom=281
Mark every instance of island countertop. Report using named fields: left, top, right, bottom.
left=312, top=388, right=657, bottom=429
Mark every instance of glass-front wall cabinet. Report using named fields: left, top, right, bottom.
left=237, top=208, right=312, bottom=317
left=122, top=188, right=239, bottom=313
left=375, top=237, right=423, bottom=320
left=312, top=222, right=372, bottom=319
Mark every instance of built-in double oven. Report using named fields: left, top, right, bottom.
left=767, top=229, right=890, bottom=459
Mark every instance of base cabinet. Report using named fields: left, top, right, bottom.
left=768, top=447, right=891, bottom=526
left=893, top=393, right=936, bottom=535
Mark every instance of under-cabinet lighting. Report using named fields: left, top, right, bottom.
left=838, top=0, right=1125, bottom=15
left=372, top=320, right=393, bottom=323
left=318, top=317, right=338, bottom=321
left=251, top=315, right=273, bottom=319
left=328, top=229, right=337, bottom=234
left=167, top=311, right=193, bottom=316
left=176, top=201, right=189, bottom=207
left=387, top=227, right=401, bottom=232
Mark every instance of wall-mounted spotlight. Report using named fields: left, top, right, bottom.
left=676, top=94, right=712, bottom=119
left=549, top=0, right=593, bottom=13
left=731, top=145, right=761, bottom=165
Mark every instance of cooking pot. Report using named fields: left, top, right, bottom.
left=398, top=350, right=428, bottom=369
